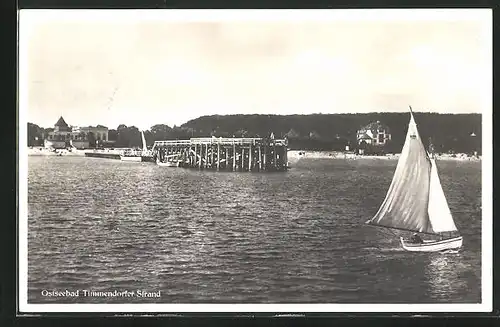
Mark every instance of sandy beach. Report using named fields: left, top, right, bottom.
left=27, top=147, right=123, bottom=157
left=287, top=150, right=481, bottom=162
left=27, top=147, right=481, bottom=163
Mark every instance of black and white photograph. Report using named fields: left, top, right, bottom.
left=18, top=9, right=492, bottom=313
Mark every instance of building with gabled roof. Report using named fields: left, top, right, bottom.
left=356, top=120, right=391, bottom=146
left=44, top=116, right=109, bottom=149
left=54, top=116, right=70, bottom=132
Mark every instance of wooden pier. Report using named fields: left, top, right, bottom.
left=152, top=137, right=289, bottom=172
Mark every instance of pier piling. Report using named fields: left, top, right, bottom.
left=151, top=137, right=288, bottom=172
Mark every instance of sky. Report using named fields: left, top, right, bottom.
left=20, top=9, right=491, bottom=131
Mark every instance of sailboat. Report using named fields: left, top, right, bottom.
left=120, top=131, right=152, bottom=162
left=140, top=131, right=155, bottom=162
left=365, top=106, right=462, bottom=252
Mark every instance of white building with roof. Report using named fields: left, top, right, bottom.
left=356, top=120, right=392, bottom=146
left=43, top=117, right=109, bottom=149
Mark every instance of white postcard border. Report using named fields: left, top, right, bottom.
left=18, top=8, right=493, bottom=313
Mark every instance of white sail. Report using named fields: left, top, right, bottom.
left=427, top=158, right=458, bottom=233
left=367, top=110, right=434, bottom=234
left=141, top=131, right=147, bottom=152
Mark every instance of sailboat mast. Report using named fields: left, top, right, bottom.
left=141, top=131, right=147, bottom=153
left=410, top=105, right=434, bottom=160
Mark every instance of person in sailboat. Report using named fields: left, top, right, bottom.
left=410, top=233, right=423, bottom=244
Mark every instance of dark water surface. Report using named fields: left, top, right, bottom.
left=27, top=156, right=482, bottom=303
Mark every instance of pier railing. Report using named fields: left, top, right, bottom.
left=152, top=137, right=287, bottom=149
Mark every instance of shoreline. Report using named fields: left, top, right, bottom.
left=288, top=150, right=481, bottom=162
left=27, top=147, right=124, bottom=157
left=26, top=147, right=481, bottom=162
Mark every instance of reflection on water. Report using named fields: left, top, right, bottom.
left=425, top=252, right=480, bottom=302
left=27, top=157, right=481, bottom=303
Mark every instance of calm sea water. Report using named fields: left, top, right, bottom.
left=27, top=156, right=482, bottom=304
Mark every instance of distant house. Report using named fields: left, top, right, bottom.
left=309, top=131, right=320, bottom=140
left=44, top=116, right=74, bottom=149
left=72, top=125, right=109, bottom=144
left=43, top=116, right=109, bottom=149
left=285, top=128, right=300, bottom=139
left=356, top=121, right=391, bottom=146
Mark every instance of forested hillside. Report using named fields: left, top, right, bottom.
left=180, top=113, right=482, bottom=153
left=27, top=112, right=482, bottom=154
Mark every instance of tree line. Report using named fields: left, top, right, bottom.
left=27, top=112, right=482, bottom=154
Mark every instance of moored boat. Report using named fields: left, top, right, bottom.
left=120, top=154, right=142, bottom=162
left=120, top=148, right=143, bottom=162
left=140, top=131, right=155, bottom=162
left=120, top=131, right=150, bottom=162
left=156, top=158, right=179, bottom=167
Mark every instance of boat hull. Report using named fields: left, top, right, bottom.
left=157, top=161, right=178, bottom=167
left=120, top=156, right=142, bottom=162
left=400, top=236, right=462, bottom=252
